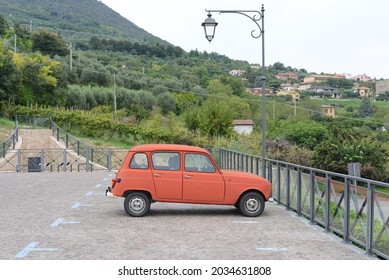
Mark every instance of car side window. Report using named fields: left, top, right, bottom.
left=129, top=153, right=148, bottom=169
left=152, top=152, right=181, bottom=171
left=185, top=153, right=216, bottom=173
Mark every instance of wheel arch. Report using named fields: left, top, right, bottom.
left=235, top=189, right=265, bottom=205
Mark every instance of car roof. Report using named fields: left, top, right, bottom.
left=130, top=144, right=209, bottom=153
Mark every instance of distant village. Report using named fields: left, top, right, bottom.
left=229, top=65, right=389, bottom=135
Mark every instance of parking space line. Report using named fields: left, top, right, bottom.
left=71, top=202, right=95, bottom=209
left=256, top=247, right=288, bottom=251
left=85, top=191, right=105, bottom=196
left=15, top=242, right=58, bottom=259
left=232, top=221, right=258, bottom=224
left=50, top=218, right=80, bottom=228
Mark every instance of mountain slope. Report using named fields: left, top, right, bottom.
left=0, top=0, right=168, bottom=44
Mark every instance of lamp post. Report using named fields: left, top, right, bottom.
left=202, top=4, right=267, bottom=178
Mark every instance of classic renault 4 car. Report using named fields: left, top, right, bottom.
left=106, top=144, right=272, bottom=217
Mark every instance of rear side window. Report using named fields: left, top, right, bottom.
left=130, top=153, right=148, bottom=169
left=152, top=152, right=181, bottom=171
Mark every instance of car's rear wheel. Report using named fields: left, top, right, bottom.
left=238, top=192, right=265, bottom=217
left=124, top=192, right=151, bottom=217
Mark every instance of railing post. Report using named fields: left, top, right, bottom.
left=107, top=150, right=113, bottom=172
left=221, top=149, right=225, bottom=169
left=276, top=162, right=281, bottom=204
left=2, top=142, right=5, bottom=158
left=17, top=149, right=22, bottom=172
left=366, top=182, right=374, bottom=255
left=56, top=127, right=59, bottom=141
left=267, top=160, right=272, bottom=184
left=86, top=149, right=90, bottom=172
left=343, top=178, right=350, bottom=243
left=286, top=165, right=290, bottom=209
left=63, top=149, right=67, bottom=172
left=77, top=141, right=80, bottom=156
left=66, top=134, right=69, bottom=149
left=325, top=174, right=331, bottom=231
left=309, top=170, right=315, bottom=224
left=297, top=168, right=302, bottom=215
left=40, top=149, right=44, bottom=172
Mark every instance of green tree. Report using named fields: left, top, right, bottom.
left=357, top=98, right=375, bottom=118
left=0, top=14, right=8, bottom=36
left=31, top=30, right=68, bottom=57
left=0, top=43, right=21, bottom=103
left=156, top=92, right=176, bottom=114
left=207, top=79, right=233, bottom=95
left=313, top=130, right=389, bottom=181
left=199, top=97, right=233, bottom=137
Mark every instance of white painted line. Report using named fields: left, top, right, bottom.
left=256, top=247, right=288, bottom=251
left=16, top=242, right=58, bottom=259
left=71, top=202, right=95, bottom=209
left=102, top=178, right=108, bottom=181
left=95, top=183, right=102, bottom=188
left=232, top=221, right=258, bottom=224
left=50, top=218, right=80, bottom=228
left=86, top=191, right=105, bottom=196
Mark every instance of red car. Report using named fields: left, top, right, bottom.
left=106, top=144, right=272, bottom=217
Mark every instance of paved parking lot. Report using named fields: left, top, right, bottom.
left=0, top=172, right=375, bottom=260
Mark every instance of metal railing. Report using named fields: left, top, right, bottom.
left=0, top=116, right=128, bottom=172
left=0, top=121, right=19, bottom=158
left=217, top=148, right=389, bottom=260
left=0, top=148, right=128, bottom=173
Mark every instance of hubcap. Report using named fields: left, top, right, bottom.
left=245, top=197, right=259, bottom=213
left=130, top=197, right=145, bottom=213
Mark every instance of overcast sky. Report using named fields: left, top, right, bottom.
left=101, top=0, right=389, bottom=79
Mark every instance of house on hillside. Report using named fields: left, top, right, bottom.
left=351, top=74, right=372, bottom=82
left=229, top=69, right=246, bottom=77
left=233, top=120, right=254, bottom=135
left=310, top=86, right=341, bottom=99
left=376, top=79, right=389, bottom=95
left=276, top=90, right=300, bottom=102
left=322, top=105, right=336, bottom=118
left=249, top=87, right=273, bottom=96
left=276, top=72, right=299, bottom=81
left=357, top=86, right=372, bottom=98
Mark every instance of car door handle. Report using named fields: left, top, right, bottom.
left=154, top=173, right=163, bottom=177
left=184, top=175, right=192, bottom=179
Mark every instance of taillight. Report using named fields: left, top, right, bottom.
left=111, top=177, right=121, bottom=189
left=111, top=178, right=117, bottom=189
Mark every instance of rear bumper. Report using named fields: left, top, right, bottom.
left=105, top=187, right=116, bottom=198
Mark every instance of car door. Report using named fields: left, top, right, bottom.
left=151, top=152, right=183, bottom=200
left=183, top=153, right=225, bottom=202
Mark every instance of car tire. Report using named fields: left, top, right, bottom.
left=238, top=192, right=265, bottom=217
left=124, top=192, right=151, bottom=217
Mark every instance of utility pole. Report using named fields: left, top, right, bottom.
left=30, top=20, right=32, bottom=32
left=113, top=74, right=117, bottom=115
left=69, top=42, right=73, bottom=71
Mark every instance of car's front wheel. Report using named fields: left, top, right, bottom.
left=238, top=192, right=265, bottom=217
left=124, top=192, right=151, bottom=217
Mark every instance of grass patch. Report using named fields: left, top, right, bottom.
left=0, top=118, right=16, bottom=142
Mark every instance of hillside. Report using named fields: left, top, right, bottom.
left=0, top=0, right=168, bottom=44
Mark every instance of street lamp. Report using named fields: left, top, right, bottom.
left=202, top=4, right=267, bottom=178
